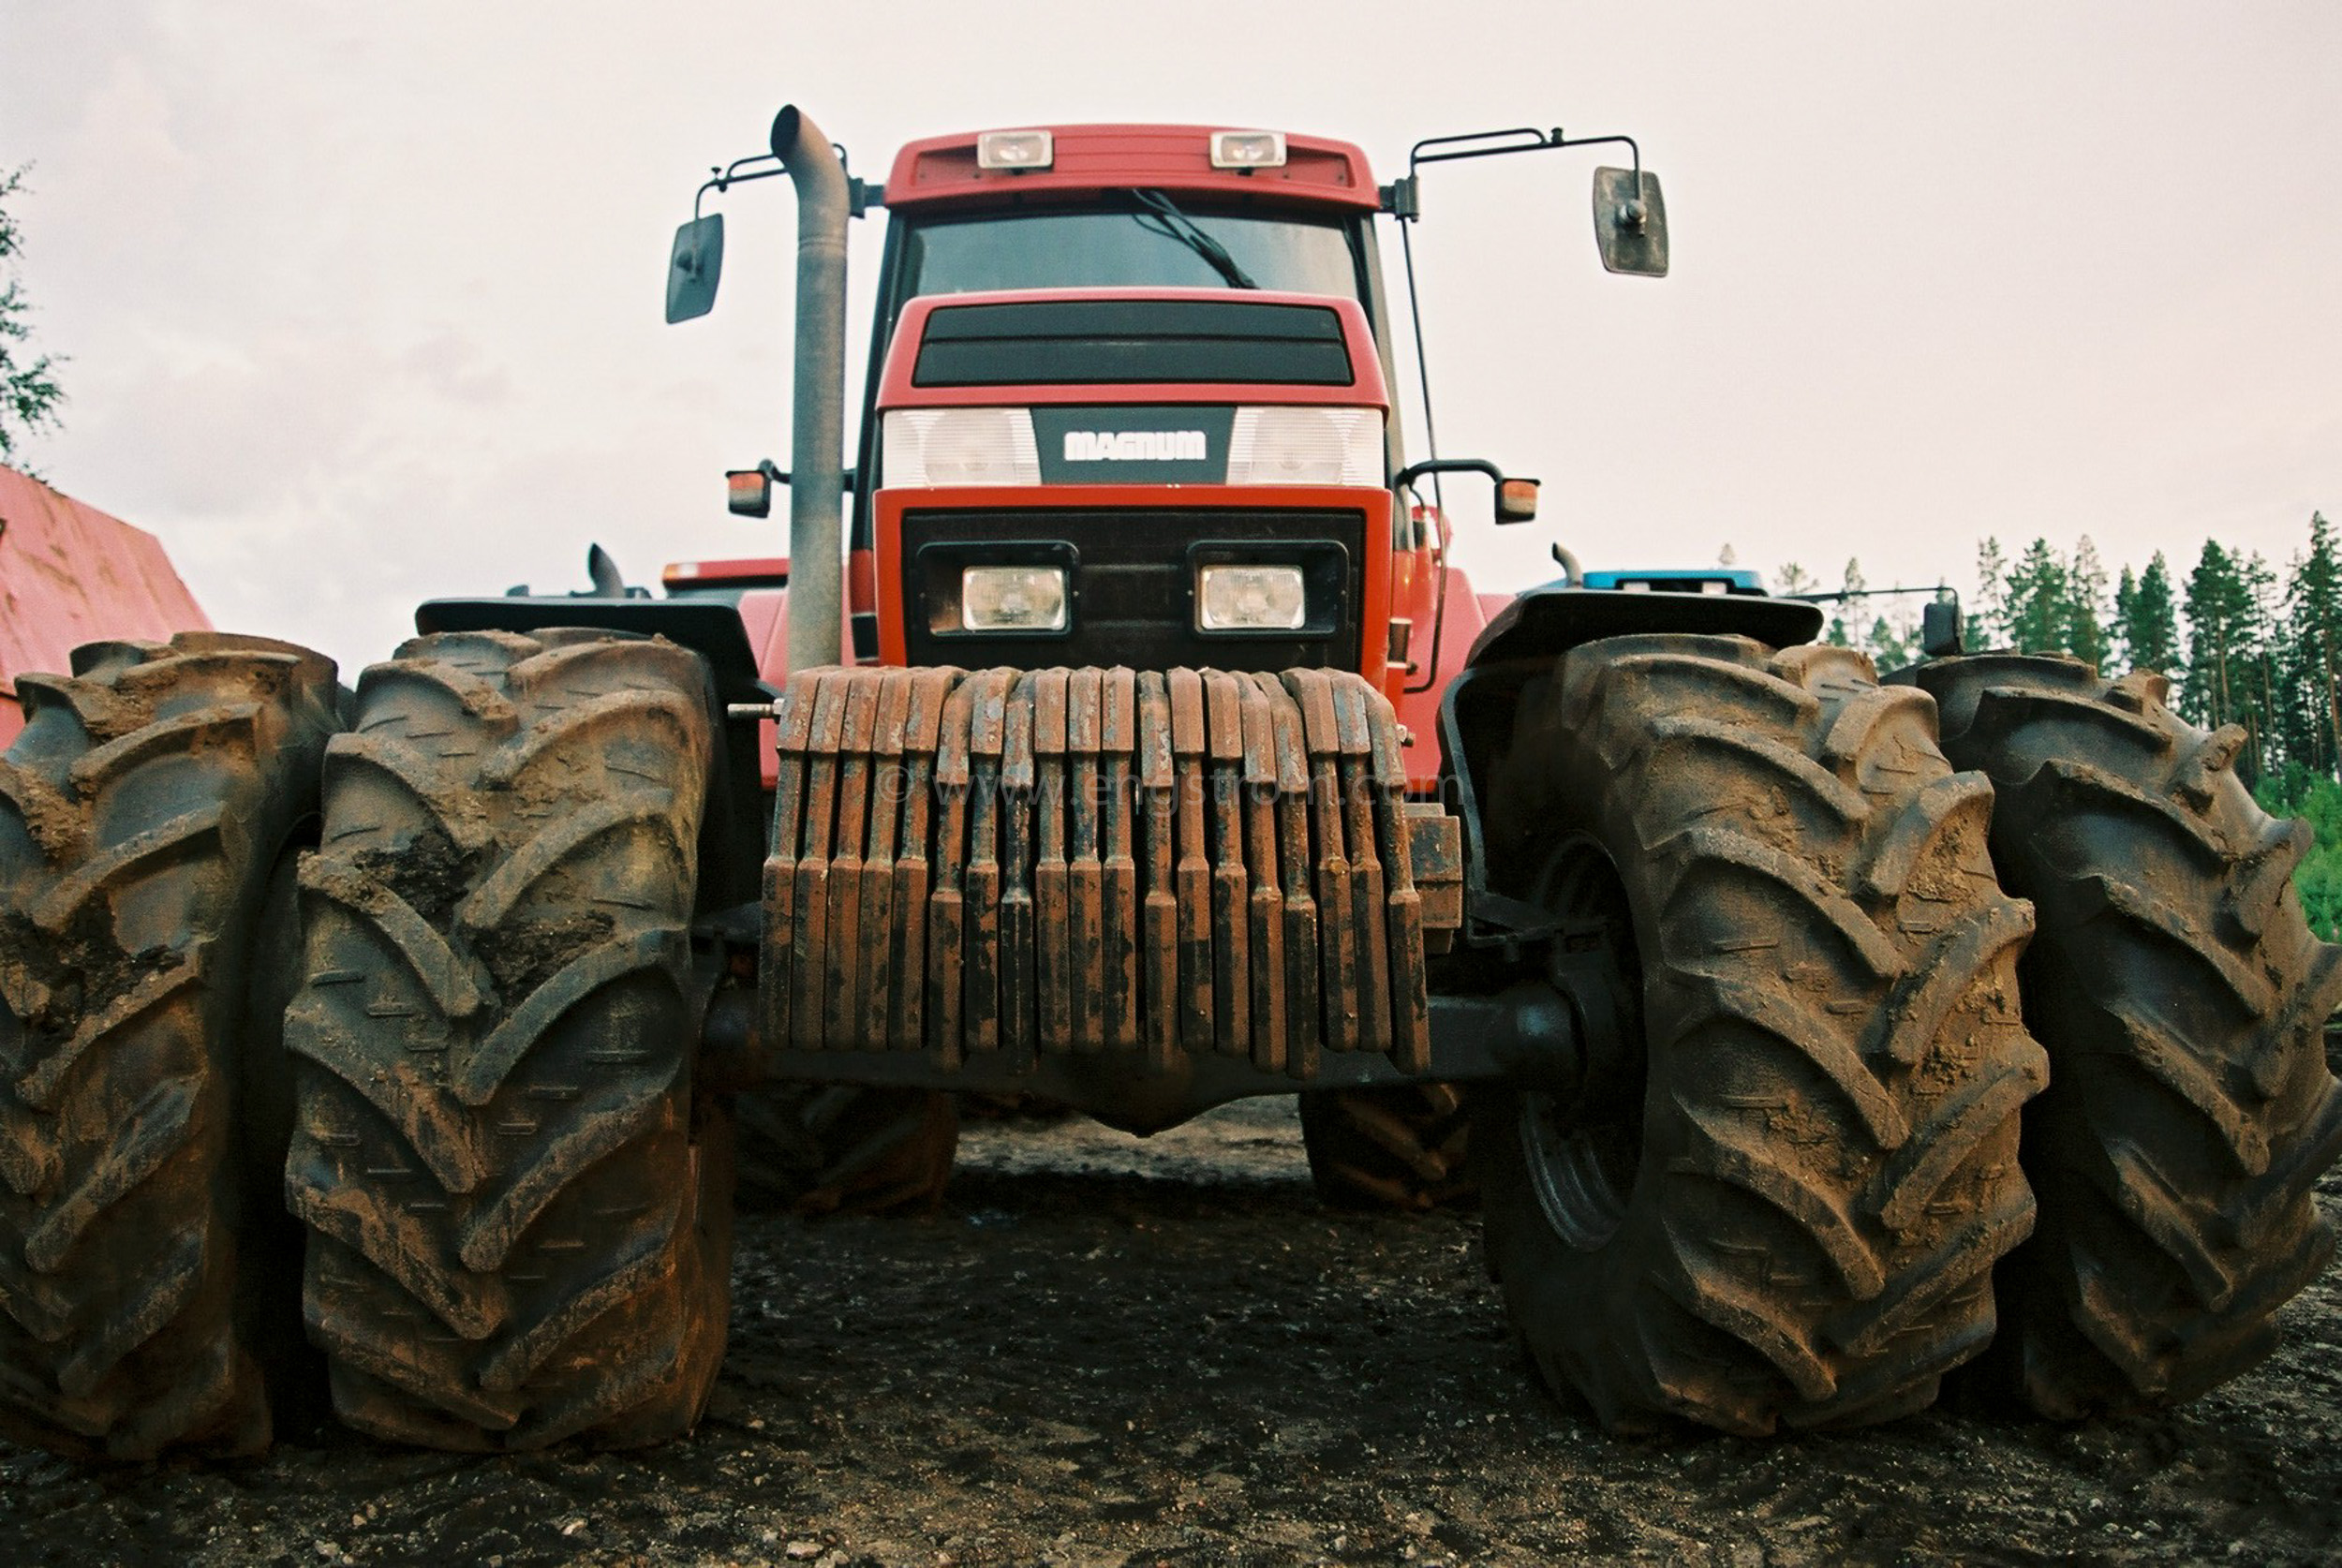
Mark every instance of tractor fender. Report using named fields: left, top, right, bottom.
left=414, top=596, right=771, bottom=706
left=1460, top=584, right=1823, bottom=672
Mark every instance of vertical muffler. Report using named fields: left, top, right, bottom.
left=771, top=104, right=850, bottom=675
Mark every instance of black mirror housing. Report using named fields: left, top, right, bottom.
left=1920, top=599, right=1964, bottom=658
left=1592, top=168, right=1668, bottom=277
left=666, top=214, right=726, bottom=323
left=1494, top=477, right=1540, bottom=525
left=726, top=462, right=782, bottom=518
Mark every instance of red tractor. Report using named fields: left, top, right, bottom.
left=2, top=106, right=2335, bottom=1459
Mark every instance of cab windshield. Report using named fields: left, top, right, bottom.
left=892, top=204, right=1367, bottom=310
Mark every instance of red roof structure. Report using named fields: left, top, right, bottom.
left=0, top=466, right=211, bottom=748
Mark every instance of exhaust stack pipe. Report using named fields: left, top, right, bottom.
left=771, top=104, right=850, bottom=674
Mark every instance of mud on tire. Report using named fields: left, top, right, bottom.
left=1918, top=656, right=2342, bottom=1417
left=1476, top=635, right=2048, bottom=1435
left=733, top=1084, right=957, bottom=1216
left=0, top=633, right=340, bottom=1458
left=286, top=629, right=732, bottom=1450
left=1299, top=1086, right=1475, bottom=1211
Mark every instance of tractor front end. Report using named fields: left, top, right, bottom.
left=741, top=281, right=1471, bottom=1128
left=3, top=101, right=2335, bottom=1467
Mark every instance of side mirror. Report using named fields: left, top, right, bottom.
left=1920, top=598, right=1964, bottom=658
left=1394, top=457, right=1541, bottom=525
left=1495, top=477, right=1540, bottom=525
left=727, top=460, right=786, bottom=518
left=1592, top=167, right=1668, bottom=277
left=666, top=214, right=725, bottom=323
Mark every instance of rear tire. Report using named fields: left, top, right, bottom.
left=0, top=633, right=339, bottom=1457
left=287, top=629, right=733, bottom=1450
left=1299, top=1087, right=1475, bottom=1211
left=732, top=1085, right=957, bottom=1216
left=1476, top=636, right=2048, bottom=1434
left=1919, top=657, right=2342, bottom=1417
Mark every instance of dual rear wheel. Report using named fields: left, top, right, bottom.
left=1474, top=637, right=2341, bottom=1430
left=1917, top=657, right=2342, bottom=1417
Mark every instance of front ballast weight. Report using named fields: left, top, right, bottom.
left=751, top=666, right=1468, bottom=1109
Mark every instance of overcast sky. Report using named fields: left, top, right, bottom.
left=5, top=1, right=2335, bottom=677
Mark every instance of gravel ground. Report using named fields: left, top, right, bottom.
left=2, top=1099, right=2337, bottom=1567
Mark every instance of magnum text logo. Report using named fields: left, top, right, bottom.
left=1061, top=430, right=1208, bottom=463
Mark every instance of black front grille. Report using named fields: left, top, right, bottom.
left=899, top=507, right=1366, bottom=673
left=912, top=299, right=1355, bottom=388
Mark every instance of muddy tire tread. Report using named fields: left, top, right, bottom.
left=1478, top=635, right=2047, bottom=1435
left=0, top=633, right=339, bottom=1457
left=731, top=1085, right=959, bottom=1216
left=1920, top=657, right=2342, bottom=1417
left=1298, top=1086, right=1475, bottom=1211
left=287, top=629, right=731, bottom=1450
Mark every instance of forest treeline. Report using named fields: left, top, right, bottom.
left=1781, top=510, right=2342, bottom=935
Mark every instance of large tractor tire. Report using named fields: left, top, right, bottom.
left=1475, top=635, right=2049, bottom=1435
left=732, top=1085, right=958, bottom=1216
left=1299, top=1086, right=1475, bottom=1211
left=1917, top=657, right=2342, bottom=1417
left=285, top=629, right=733, bottom=1450
left=0, top=633, right=340, bottom=1458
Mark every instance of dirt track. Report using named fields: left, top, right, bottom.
left=2, top=1100, right=2337, bottom=1566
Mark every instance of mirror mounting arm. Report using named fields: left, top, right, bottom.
left=1395, top=456, right=1504, bottom=490
left=691, top=143, right=878, bottom=222
left=693, top=153, right=789, bottom=219
left=1403, top=126, right=1646, bottom=208
left=1386, top=129, right=1644, bottom=228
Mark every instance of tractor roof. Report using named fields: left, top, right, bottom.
left=883, top=125, right=1381, bottom=214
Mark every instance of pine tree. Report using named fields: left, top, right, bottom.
left=2003, top=540, right=2070, bottom=655
left=2181, top=541, right=2246, bottom=730
left=1866, top=614, right=1914, bottom=671
left=2282, top=511, right=2342, bottom=778
left=2116, top=552, right=2182, bottom=675
left=2181, top=540, right=2276, bottom=782
left=1975, top=538, right=2008, bottom=647
left=2244, top=550, right=2281, bottom=780
left=2064, top=536, right=2110, bottom=670
left=1773, top=561, right=1819, bottom=598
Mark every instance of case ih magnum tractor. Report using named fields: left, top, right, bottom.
left=3, top=106, right=2336, bottom=1458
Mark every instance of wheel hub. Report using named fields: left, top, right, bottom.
left=1519, top=833, right=1645, bottom=1250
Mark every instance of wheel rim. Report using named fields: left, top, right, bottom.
left=1518, top=833, right=1645, bottom=1251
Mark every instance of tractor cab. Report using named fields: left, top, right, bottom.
left=692, top=124, right=1571, bottom=786
left=857, top=126, right=1405, bottom=481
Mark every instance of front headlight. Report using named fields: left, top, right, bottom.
left=958, top=564, right=1069, bottom=632
left=1225, top=407, right=1382, bottom=486
left=882, top=407, right=1041, bottom=487
left=1196, top=564, right=1308, bottom=631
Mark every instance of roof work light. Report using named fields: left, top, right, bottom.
left=1209, top=130, right=1287, bottom=169
left=976, top=129, right=1055, bottom=170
